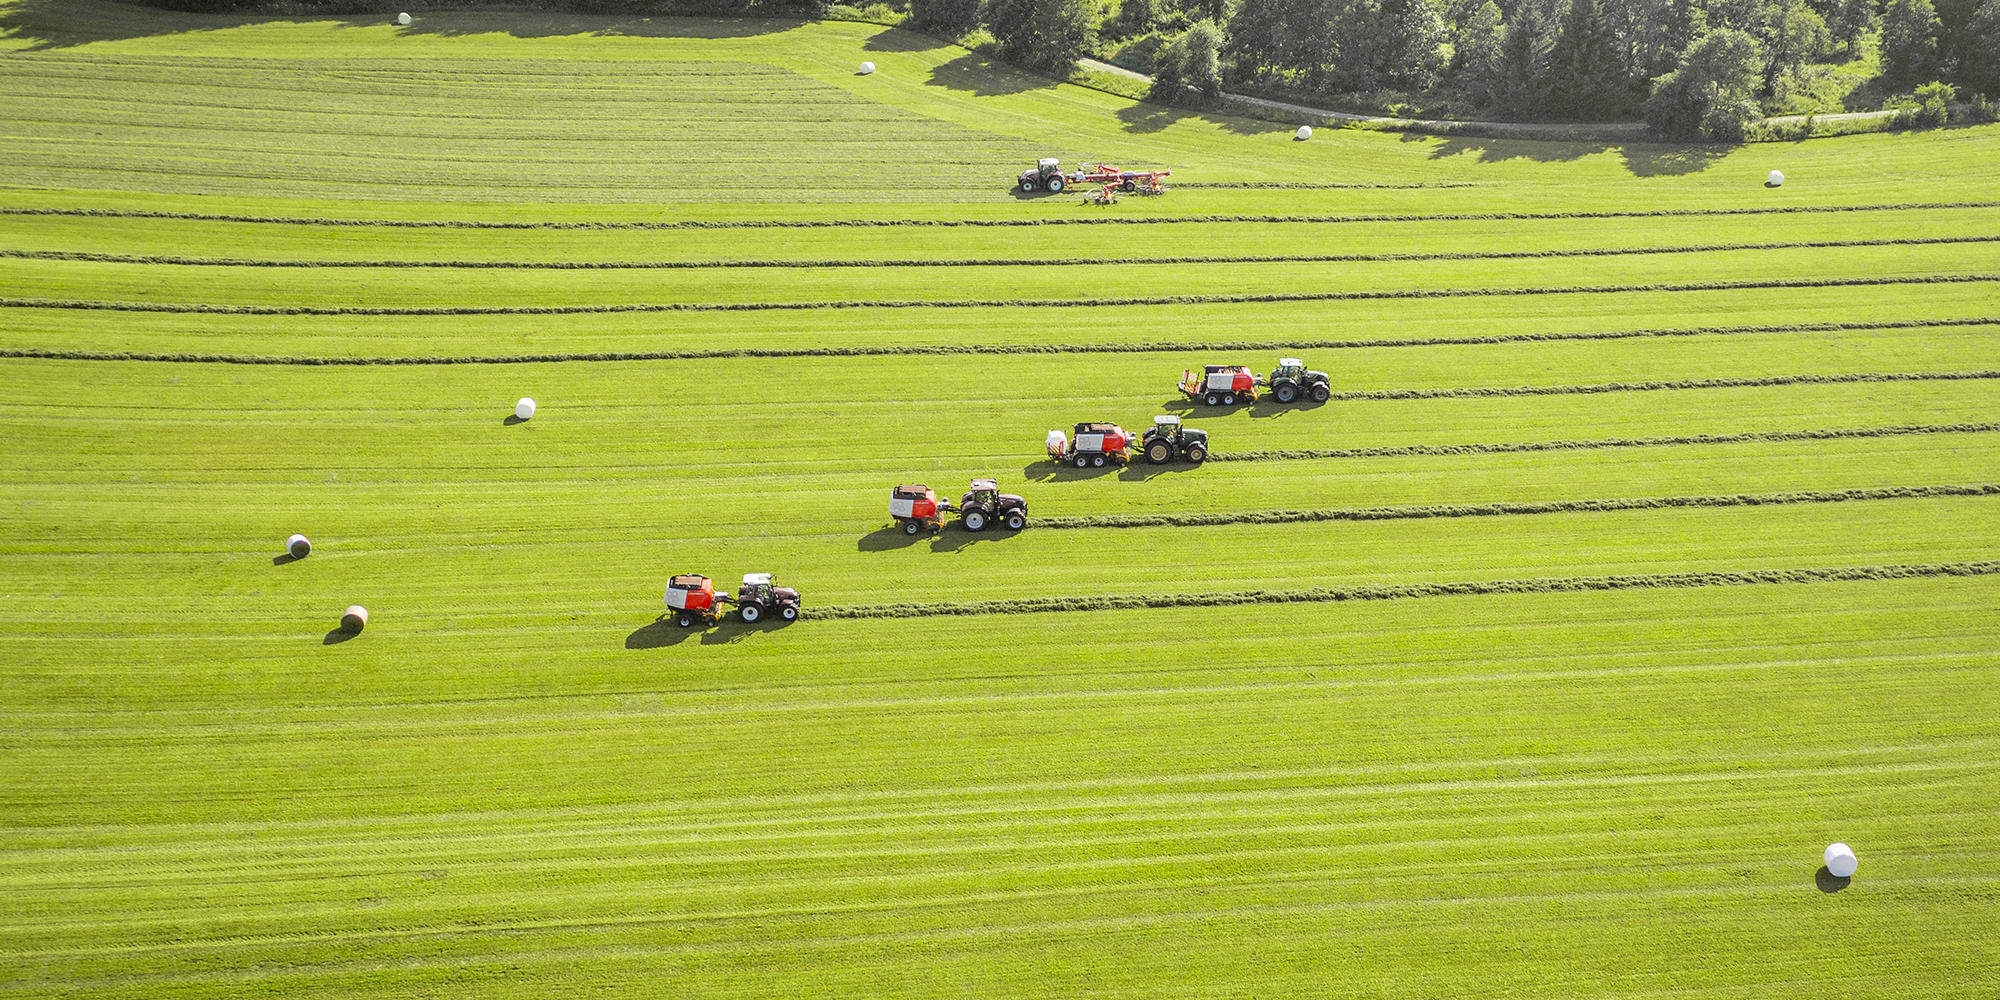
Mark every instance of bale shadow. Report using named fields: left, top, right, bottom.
left=503, top=415, right=529, bottom=426
left=272, top=553, right=300, bottom=566
left=626, top=616, right=695, bottom=649
left=1815, top=866, right=1851, bottom=893
left=323, top=628, right=357, bottom=645
left=858, top=524, right=931, bottom=551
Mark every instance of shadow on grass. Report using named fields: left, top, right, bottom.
left=503, top=414, right=529, bottom=426
left=1815, top=866, right=1851, bottom=893
left=926, top=52, right=1051, bottom=97
left=272, top=552, right=300, bottom=566
left=626, top=616, right=694, bottom=649
left=0, top=1, right=797, bottom=51
left=858, top=524, right=930, bottom=551
left=323, top=627, right=357, bottom=645
left=1248, top=396, right=1324, bottom=419
left=1019, top=458, right=1125, bottom=482
left=1114, top=98, right=1283, bottom=137
left=863, top=25, right=946, bottom=51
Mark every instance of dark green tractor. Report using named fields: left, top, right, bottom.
left=1142, top=414, right=1208, bottom=464
left=1265, top=357, right=1332, bottom=403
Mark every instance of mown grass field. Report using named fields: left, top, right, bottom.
left=3, top=2, right=1998, bottom=997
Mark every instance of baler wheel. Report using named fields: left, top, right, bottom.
left=1091, top=454, right=1106, bottom=467
left=1205, top=392, right=1220, bottom=405
left=902, top=519, right=921, bottom=535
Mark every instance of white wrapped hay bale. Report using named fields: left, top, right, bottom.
left=286, top=533, right=311, bottom=559
left=340, top=605, right=369, bottom=632
left=1824, top=842, right=1856, bottom=878
left=1767, top=169, right=1784, bottom=187
left=397, top=12, right=412, bottom=26
left=515, top=397, right=536, bottom=420
left=1296, top=125, right=1313, bottom=140
left=858, top=61, right=876, bottom=75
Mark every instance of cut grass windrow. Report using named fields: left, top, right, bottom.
left=5, top=201, right=1998, bottom=230
left=803, top=560, right=2000, bottom=620
left=9, top=234, right=1994, bottom=270
left=4, top=319, right=1992, bottom=365
left=1211, top=421, right=2000, bottom=461
left=1036, top=484, right=2000, bottom=530
left=5, top=274, right=1995, bottom=315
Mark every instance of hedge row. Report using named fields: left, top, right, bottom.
left=1212, top=421, right=2000, bottom=462
left=5, top=319, right=1992, bottom=366
left=1036, top=484, right=2000, bottom=530
left=804, top=560, right=2000, bottom=619
left=5, top=200, right=1995, bottom=230
left=6, top=275, right=1993, bottom=316
left=12, top=235, right=1993, bottom=271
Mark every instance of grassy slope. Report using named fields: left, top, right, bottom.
left=2, top=3, right=1998, bottom=998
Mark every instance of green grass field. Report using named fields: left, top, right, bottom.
left=3, top=2, right=1998, bottom=996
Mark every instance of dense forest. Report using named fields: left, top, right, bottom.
left=148, top=0, right=2000, bottom=134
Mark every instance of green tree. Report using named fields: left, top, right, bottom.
left=1451, top=0, right=1509, bottom=101
left=1179, top=19, right=1227, bottom=95
left=992, top=0, right=1099, bottom=72
left=1880, top=0, right=1942, bottom=81
left=1824, top=0, right=1878, bottom=54
left=1644, top=26, right=1764, bottom=137
left=1375, top=0, right=1451, bottom=88
left=1545, top=0, right=1636, bottom=117
left=1760, top=0, right=1830, bottom=94
left=1109, top=0, right=1161, bottom=36
left=1497, top=5, right=1555, bottom=113
left=910, top=0, right=982, bottom=35
left=1962, top=0, right=2000, bottom=94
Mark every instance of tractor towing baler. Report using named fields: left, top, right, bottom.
left=1142, top=414, right=1208, bottom=463
left=1265, top=357, right=1332, bottom=403
left=1179, top=365, right=1259, bottom=406
left=1047, top=421, right=1135, bottom=467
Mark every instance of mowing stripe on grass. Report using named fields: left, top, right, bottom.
left=10, top=234, right=1994, bottom=270
left=6, top=201, right=1998, bottom=229
left=4, top=319, right=1993, bottom=365
left=1037, top=484, right=2000, bottom=530
left=1210, top=422, right=2000, bottom=461
left=5, top=275, right=1996, bottom=315
left=805, top=561, right=2000, bottom=620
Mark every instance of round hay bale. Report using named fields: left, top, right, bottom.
left=1295, top=125, right=1313, bottom=140
left=397, top=12, right=412, bottom=25
left=1767, top=169, right=1784, bottom=187
left=341, top=605, right=369, bottom=633
left=515, top=397, right=536, bottom=420
left=287, top=533, right=311, bottom=559
left=858, top=61, right=876, bottom=75
left=1824, top=842, right=1856, bottom=878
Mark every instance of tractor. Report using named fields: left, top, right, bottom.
left=1142, top=414, right=1208, bottom=464
left=956, top=478, right=1027, bottom=531
left=1047, top=421, right=1134, bottom=467
left=664, top=573, right=731, bottom=628
left=735, top=572, right=800, bottom=623
left=890, top=483, right=950, bottom=535
left=1264, top=357, right=1332, bottom=403
left=1018, top=158, right=1073, bottom=193
left=1179, top=364, right=1260, bottom=406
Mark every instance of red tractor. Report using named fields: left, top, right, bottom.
left=1179, top=365, right=1259, bottom=406
left=734, top=572, right=800, bottom=623
left=956, top=478, right=1027, bottom=531
left=664, top=574, right=729, bottom=628
left=1046, top=421, right=1134, bottom=467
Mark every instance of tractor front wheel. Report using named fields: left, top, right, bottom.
left=1186, top=444, right=1207, bottom=463
left=901, top=518, right=920, bottom=536
left=1146, top=441, right=1171, bottom=464
left=1274, top=382, right=1298, bottom=403
left=780, top=604, right=799, bottom=621
left=740, top=603, right=762, bottom=623
left=963, top=510, right=988, bottom=532
left=1309, top=382, right=1331, bottom=403
left=1047, top=177, right=1065, bottom=193
left=1005, top=511, right=1026, bottom=530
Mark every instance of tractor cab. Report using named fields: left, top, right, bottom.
left=957, top=477, right=1027, bottom=531
left=735, top=572, right=801, bottom=623
left=1142, top=414, right=1209, bottom=464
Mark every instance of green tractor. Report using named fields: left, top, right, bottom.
left=1264, top=357, right=1332, bottom=403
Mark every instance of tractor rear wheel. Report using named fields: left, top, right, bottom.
left=780, top=604, right=799, bottom=621
left=1186, top=444, right=1207, bottom=463
left=1048, top=176, right=1065, bottom=193
left=740, top=603, right=762, bottom=623
left=901, top=518, right=920, bottom=535
left=1005, top=511, right=1026, bottom=530
left=1309, top=382, right=1331, bottom=403
left=1274, top=382, right=1298, bottom=403
left=1205, top=391, right=1220, bottom=405
left=1146, top=441, right=1171, bottom=464
left=963, top=510, right=988, bottom=532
